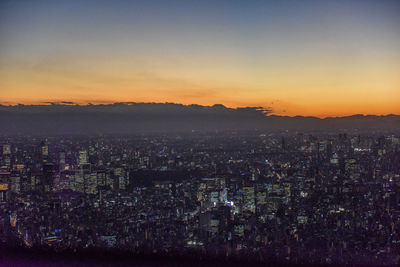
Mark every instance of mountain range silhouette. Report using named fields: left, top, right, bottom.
left=1, top=103, right=399, bottom=134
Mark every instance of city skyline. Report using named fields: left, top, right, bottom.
left=1, top=0, right=399, bottom=117
left=1, top=2, right=400, bottom=264
left=1, top=131, right=400, bottom=265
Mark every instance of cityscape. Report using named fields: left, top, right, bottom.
left=1, top=0, right=399, bottom=265
left=1, top=132, right=399, bottom=265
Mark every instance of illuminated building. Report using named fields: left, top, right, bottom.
left=86, top=173, right=98, bottom=194
left=10, top=175, right=20, bottom=194
left=40, top=140, right=49, bottom=161
left=242, top=187, right=255, bottom=213
left=78, top=150, right=88, bottom=165
left=0, top=169, right=10, bottom=202
left=2, top=144, right=11, bottom=155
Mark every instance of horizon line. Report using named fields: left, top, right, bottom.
left=0, top=101, right=399, bottom=119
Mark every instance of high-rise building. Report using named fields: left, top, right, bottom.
left=59, top=152, right=66, bottom=170
left=97, top=171, right=106, bottom=187
left=78, top=150, right=88, bottom=165
left=242, top=187, right=255, bottom=213
left=2, top=144, right=11, bottom=155
left=85, top=173, right=98, bottom=194
left=75, top=163, right=90, bottom=193
left=41, top=163, right=55, bottom=193
left=10, top=175, right=20, bottom=194
left=40, top=141, right=49, bottom=158
left=0, top=169, right=9, bottom=202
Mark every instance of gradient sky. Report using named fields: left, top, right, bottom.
left=0, top=0, right=399, bottom=117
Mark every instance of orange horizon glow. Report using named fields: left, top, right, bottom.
left=1, top=53, right=399, bottom=118
left=1, top=98, right=399, bottom=119
left=1, top=1, right=399, bottom=118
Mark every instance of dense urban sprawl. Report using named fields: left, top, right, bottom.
left=1, top=132, right=400, bottom=265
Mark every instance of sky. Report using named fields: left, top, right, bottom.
left=0, top=0, right=399, bottom=117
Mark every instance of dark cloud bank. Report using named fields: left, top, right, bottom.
left=0, top=103, right=399, bottom=134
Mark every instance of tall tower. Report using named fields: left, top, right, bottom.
left=40, top=140, right=49, bottom=162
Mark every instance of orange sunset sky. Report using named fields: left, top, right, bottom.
left=0, top=0, right=399, bottom=118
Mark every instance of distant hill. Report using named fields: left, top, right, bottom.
left=0, top=103, right=399, bottom=134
